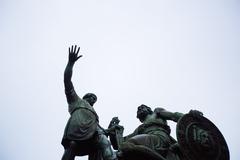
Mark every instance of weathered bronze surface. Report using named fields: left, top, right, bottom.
left=61, top=45, right=117, bottom=160
left=177, top=114, right=229, bottom=160
left=108, top=106, right=229, bottom=160
left=60, top=46, right=229, bottom=160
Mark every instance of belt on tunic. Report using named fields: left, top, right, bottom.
left=71, top=106, right=99, bottom=122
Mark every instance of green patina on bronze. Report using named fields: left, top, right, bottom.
left=108, top=106, right=229, bottom=160
left=60, top=45, right=229, bottom=160
left=61, top=45, right=117, bottom=160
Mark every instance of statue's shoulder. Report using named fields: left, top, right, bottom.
left=153, top=107, right=166, bottom=113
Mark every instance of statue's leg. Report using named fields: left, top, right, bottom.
left=61, top=141, right=77, bottom=160
left=127, top=134, right=170, bottom=149
left=95, top=128, right=117, bottom=160
left=126, top=134, right=176, bottom=158
left=88, top=149, right=103, bottom=160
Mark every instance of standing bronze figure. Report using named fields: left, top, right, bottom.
left=61, top=45, right=117, bottom=160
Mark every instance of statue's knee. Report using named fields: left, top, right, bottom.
left=127, top=138, right=138, bottom=145
left=127, top=134, right=149, bottom=145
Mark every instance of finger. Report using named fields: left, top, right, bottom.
left=68, top=47, right=70, bottom=53
left=76, top=55, right=83, bottom=60
left=71, top=45, right=73, bottom=53
left=76, top=47, right=80, bottom=54
left=74, top=45, right=77, bottom=53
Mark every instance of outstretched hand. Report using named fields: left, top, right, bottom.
left=68, top=45, right=82, bottom=64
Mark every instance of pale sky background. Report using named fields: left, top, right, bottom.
left=0, top=0, right=239, bottom=160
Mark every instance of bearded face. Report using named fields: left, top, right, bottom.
left=83, top=93, right=97, bottom=106
left=137, top=105, right=151, bottom=122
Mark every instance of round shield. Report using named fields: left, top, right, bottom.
left=176, top=114, right=229, bottom=160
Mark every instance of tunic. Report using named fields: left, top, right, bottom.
left=62, top=89, right=99, bottom=148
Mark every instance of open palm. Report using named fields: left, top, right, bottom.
left=68, top=45, right=82, bottom=63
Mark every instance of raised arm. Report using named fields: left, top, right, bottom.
left=64, top=45, right=82, bottom=104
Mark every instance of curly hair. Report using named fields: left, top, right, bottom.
left=136, top=104, right=153, bottom=120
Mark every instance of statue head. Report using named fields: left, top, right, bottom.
left=83, top=93, right=97, bottom=106
left=137, top=104, right=153, bottom=122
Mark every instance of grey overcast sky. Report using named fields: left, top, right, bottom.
left=0, top=0, right=239, bottom=160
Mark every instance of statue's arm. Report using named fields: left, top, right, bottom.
left=64, top=45, right=82, bottom=104
left=154, top=108, right=184, bottom=122
left=155, top=108, right=204, bottom=122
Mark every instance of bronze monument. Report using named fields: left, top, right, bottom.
left=61, top=45, right=229, bottom=160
